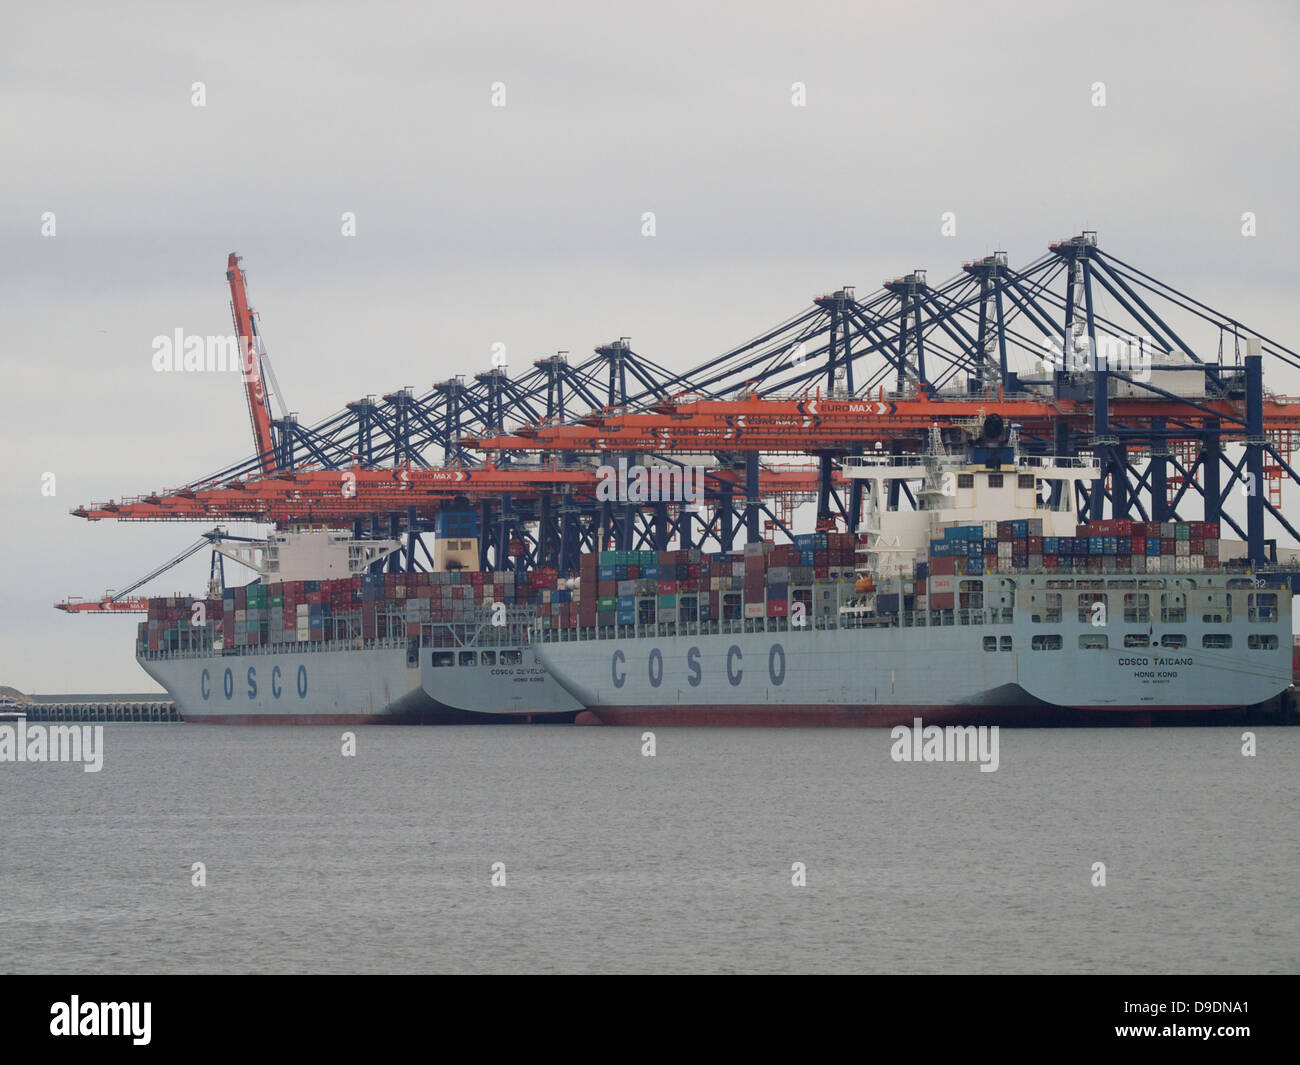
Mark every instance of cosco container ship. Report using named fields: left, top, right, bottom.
left=136, top=523, right=576, bottom=724
left=514, top=448, right=1296, bottom=726
left=137, top=448, right=1295, bottom=726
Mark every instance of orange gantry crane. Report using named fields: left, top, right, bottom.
left=227, top=252, right=277, bottom=473
left=55, top=594, right=150, bottom=614
left=70, top=463, right=835, bottom=524
left=65, top=241, right=1300, bottom=569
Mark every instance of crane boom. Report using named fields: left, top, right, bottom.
left=226, top=252, right=277, bottom=472
left=54, top=528, right=263, bottom=613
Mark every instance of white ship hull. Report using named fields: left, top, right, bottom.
left=138, top=644, right=447, bottom=724
left=532, top=578, right=1294, bottom=726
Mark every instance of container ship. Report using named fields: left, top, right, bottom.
left=135, top=522, right=579, bottom=724
left=516, top=448, right=1296, bottom=726
left=137, top=446, right=1295, bottom=726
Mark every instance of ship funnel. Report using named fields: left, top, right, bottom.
left=979, top=413, right=1005, bottom=443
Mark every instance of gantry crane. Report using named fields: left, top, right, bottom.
left=66, top=239, right=1300, bottom=572
left=56, top=528, right=262, bottom=613
left=226, top=253, right=279, bottom=473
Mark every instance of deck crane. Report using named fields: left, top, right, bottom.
left=227, top=252, right=282, bottom=473
left=55, top=528, right=262, bottom=613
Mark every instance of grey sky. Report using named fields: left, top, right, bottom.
left=4, top=0, right=1299, bottom=691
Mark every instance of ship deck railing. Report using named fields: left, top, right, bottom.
left=138, top=635, right=414, bottom=661
left=535, top=607, right=1016, bottom=643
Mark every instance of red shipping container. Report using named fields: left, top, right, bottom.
left=930, top=593, right=955, bottom=609
left=658, top=580, right=677, bottom=594
left=930, top=556, right=957, bottom=575
left=767, top=599, right=788, bottom=617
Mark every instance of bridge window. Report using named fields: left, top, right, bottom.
left=431, top=652, right=454, bottom=667
left=1124, top=634, right=1150, bottom=648
left=987, top=473, right=1004, bottom=488
left=1000, top=636, right=1013, bottom=652
left=1079, top=634, right=1108, bottom=650
left=1160, top=593, right=1186, bottom=624
left=1123, top=593, right=1150, bottom=624
left=1078, top=592, right=1107, bottom=623
left=958, top=473, right=974, bottom=489
left=1248, top=634, right=1279, bottom=650
left=1019, top=474, right=1036, bottom=489
left=983, top=636, right=997, bottom=652
left=1248, top=593, right=1278, bottom=623
left=1160, top=634, right=1188, bottom=649
left=1031, top=634, right=1063, bottom=650
left=459, top=651, right=477, bottom=667
left=1202, top=634, right=1232, bottom=649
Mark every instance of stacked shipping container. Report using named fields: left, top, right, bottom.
left=924, top=519, right=1224, bottom=610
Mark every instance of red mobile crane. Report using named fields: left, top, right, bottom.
left=226, top=252, right=278, bottom=473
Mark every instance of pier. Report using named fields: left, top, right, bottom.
left=15, top=693, right=180, bottom=723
